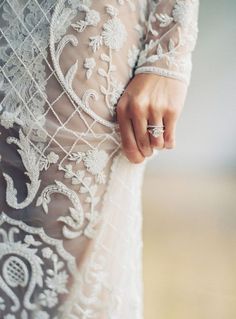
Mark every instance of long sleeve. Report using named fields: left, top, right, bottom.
left=135, top=0, right=200, bottom=86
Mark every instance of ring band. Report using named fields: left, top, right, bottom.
left=147, top=125, right=165, bottom=128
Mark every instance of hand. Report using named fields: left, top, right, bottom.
left=116, top=73, right=188, bottom=164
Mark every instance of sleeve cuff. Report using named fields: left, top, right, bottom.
left=134, top=66, right=190, bottom=86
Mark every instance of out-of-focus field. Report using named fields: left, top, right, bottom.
left=142, top=172, right=236, bottom=319
left=141, top=0, right=236, bottom=317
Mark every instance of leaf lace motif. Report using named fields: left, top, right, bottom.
left=0, top=212, right=76, bottom=318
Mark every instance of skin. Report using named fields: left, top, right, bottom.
left=116, top=73, right=188, bottom=164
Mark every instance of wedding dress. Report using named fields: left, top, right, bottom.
left=0, top=1, right=199, bottom=318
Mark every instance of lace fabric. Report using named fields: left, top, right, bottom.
left=0, top=1, right=199, bottom=318
left=135, top=0, right=199, bottom=86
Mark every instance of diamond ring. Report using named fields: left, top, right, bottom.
left=147, top=125, right=165, bottom=138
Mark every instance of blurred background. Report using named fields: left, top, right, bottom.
left=143, top=0, right=236, bottom=318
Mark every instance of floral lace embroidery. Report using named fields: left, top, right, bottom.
left=50, top=2, right=129, bottom=119
left=83, top=58, right=96, bottom=80
left=69, top=149, right=109, bottom=184
left=0, top=212, right=76, bottom=318
left=0, top=1, right=199, bottom=317
left=135, top=0, right=199, bottom=85
left=2, top=130, right=41, bottom=209
left=36, top=148, right=114, bottom=240
left=0, top=0, right=55, bottom=144
left=0, top=0, right=199, bottom=240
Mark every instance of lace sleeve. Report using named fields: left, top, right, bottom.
left=134, top=0, right=200, bottom=86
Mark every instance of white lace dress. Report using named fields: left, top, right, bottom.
left=0, top=1, right=199, bottom=318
